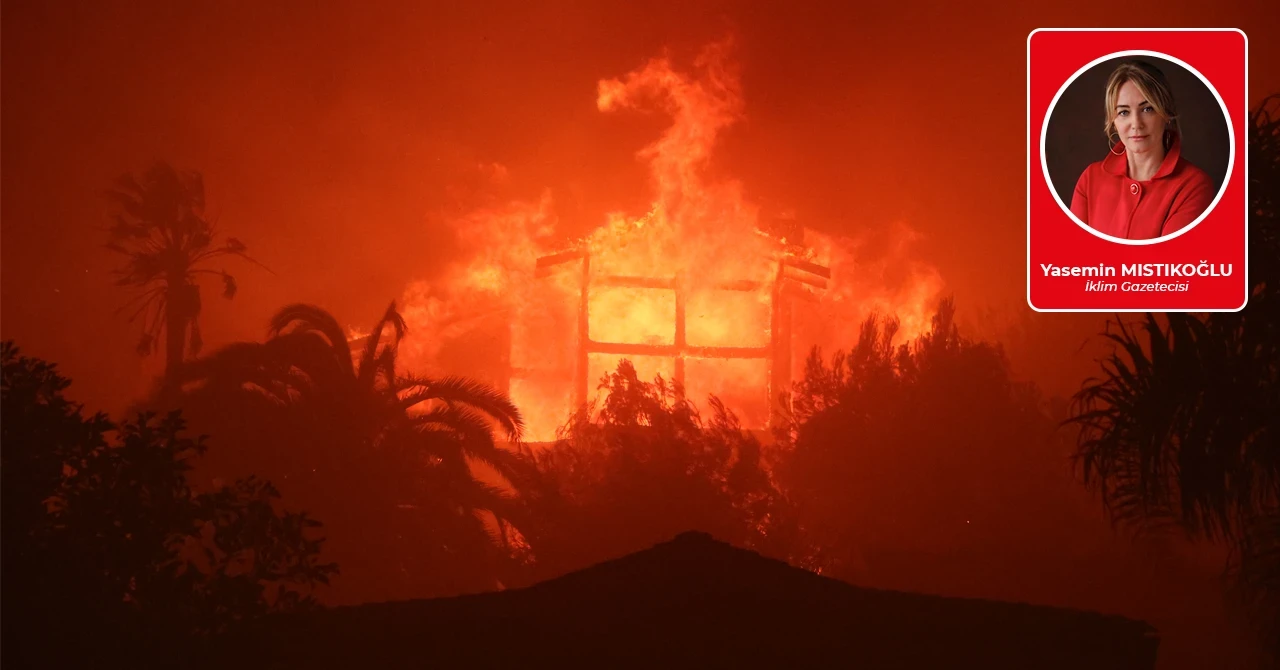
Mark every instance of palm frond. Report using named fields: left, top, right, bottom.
left=267, top=304, right=355, bottom=378
left=356, top=302, right=406, bottom=390
left=162, top=297, right=539, bottom=594
left=410, top=404, right=535, bottom=487
left=399, top=374, right=523, bottom=441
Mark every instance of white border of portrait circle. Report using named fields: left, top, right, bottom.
left=1039, top=49, right=1234, bottom=246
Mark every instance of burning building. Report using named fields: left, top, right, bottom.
left=378, top=212, right=830, bottom=443
left=378, top=40, right=945, bottom=443
left=534, top=230, right=828, bottom=416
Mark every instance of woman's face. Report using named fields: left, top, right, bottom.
left=1113, top=79, right=1167, bottom=155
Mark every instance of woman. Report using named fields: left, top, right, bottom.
left=1069, top=61, right=1215, bottom=241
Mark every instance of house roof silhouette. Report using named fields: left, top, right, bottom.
left=222, top=531, right=1158, bottom=669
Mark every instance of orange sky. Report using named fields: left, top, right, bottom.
left=3, top=0, right=1278, bottom=413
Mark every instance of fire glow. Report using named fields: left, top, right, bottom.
left=385, top=41, right=945, bottom=443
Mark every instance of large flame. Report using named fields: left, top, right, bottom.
left=385, top=40, right=944, bottom=442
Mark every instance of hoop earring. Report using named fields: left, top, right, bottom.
left=1109, top=133, right=1125, bottom=156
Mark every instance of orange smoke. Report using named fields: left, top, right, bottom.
left=388, top=40, right=945, bottom=442
left=805, top=224, right=947, bottom=346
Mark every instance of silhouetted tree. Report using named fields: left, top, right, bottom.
left=105, top=162, right=266, bottom=385
left=521, top=360, right=790, bottom=581
left=1069, top=96, right=1280, bottom=658
left=775, top=300, right=1087, bottom=601
left=164, top=302, right=537, bottom=601
left=1, top=341, right=334, bottom=668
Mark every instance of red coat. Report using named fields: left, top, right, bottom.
left=1069, top=135, right=1215, bottom=240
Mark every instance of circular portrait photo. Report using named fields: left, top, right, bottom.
left=1042, top=52, right=1231, bottom=244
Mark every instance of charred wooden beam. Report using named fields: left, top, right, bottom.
left=781, top=267, right=829, bottom=290
left=586, top=340, right=771, bottom=359
left=575, top=254, right=591, bottom=407
left=780, top=282, right=822, bottom=303
left=771, top=260, right=793, bottom=428
left=595, top=276, right=766, bottom=293
left=782, top=257, right=832, bottom=279
left=713, top=279, right=765, bottom=292
left=535, top=249, right=587, bottom=277
left=674, top=273, right=686, bottom=385
left=598, top=275, right=677, bottom=290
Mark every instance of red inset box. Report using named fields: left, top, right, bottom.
left=1027, top=28, right=1247, bottom=312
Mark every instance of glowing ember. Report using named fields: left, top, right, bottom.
left=385, top=40, right=945, bottom=442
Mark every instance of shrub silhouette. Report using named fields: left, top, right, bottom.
left=1, top=340, right=334, bottom=668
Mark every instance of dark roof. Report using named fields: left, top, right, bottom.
left=220, top=531, right=1158, bottom=669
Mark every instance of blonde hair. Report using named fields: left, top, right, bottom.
left=1103, top=61, right=1179, bottom=143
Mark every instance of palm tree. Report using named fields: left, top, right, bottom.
left=105, top=162, right=266, bottom=385
left=1068, top=95, right=1280, bottom=657
left=170, top=301, right=537, bottom=600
